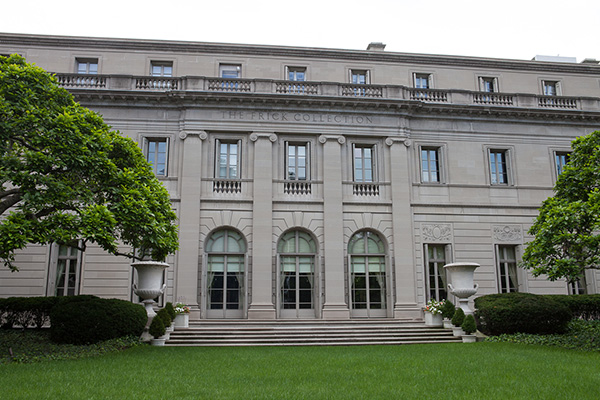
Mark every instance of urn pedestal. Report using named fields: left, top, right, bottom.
left=131, top=261, right=169, bottom=342
left=444, top=262, right=480, bottom=316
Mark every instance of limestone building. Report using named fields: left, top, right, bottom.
left=1, top=33, right=599, bottom=321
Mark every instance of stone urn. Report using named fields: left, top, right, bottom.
left=131, top=261, right=169, bottom=341
left=424, top=311, right=443, bottom=327
left=444, top=262, right=480, bottom=315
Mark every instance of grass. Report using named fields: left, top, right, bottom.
left=1, top=339, right=600, bottom=399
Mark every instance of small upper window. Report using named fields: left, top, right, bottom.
left=76, top=58, right=98, bottom=74
left=287, top=67, right=306, bottom=82
left=151, top=61, right=173, bottom=77
left=414, top=73, right=431, bottom=89
left=543, top=80, right=560, bottom=96
left=479, top=77, right=497, bottom=92
left=555, top=151, right=570, bottom=177
left=220, top=64, right=241, bottom=78
left=351, top=70, right=369, bottom=85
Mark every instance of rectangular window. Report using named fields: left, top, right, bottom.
left=351, top=70, right=369, bottom=85
left=288, top=67, right=306, bottom=82
left=543, top=80, right=559, bottom=96
left=216, top=139, right=241, bottom=179
left=555, top=151, right=570, bottom=176
left=489, top=149, right=509, bottom=185
left=421, top=147, right=441, bottom=183
left=414, top=73, right=431, bottom=89
left=353, top=145, right=375, bottom=182
left=151, top=61, right=173, bottom=77
left=497, top=245, right=518, bottom=293
left=48, top=244, right=81, bottom=296
left=424, top=244, right=449, bottom=301
left=76, top=58, right=98, bottom=74
left=568, top=275, right=587, bottom=295
left=286, top=142, right=309, bottom=180
left=219, top=64, right=241, bottom=78
left=479, top=77, right=497, bottom=92
left=145, top=138, right=168, bottom=176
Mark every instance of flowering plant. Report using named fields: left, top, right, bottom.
left=424, top=299, right=444, bottom=315
left=175, top=302, right=190, bottom=314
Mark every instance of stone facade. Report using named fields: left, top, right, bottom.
left=1, top=33, right=599, bottom=320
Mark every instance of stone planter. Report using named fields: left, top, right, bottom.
left=424, top=311, right=443, bottom=327
left=462, top=334, right=477, bottom=343
left=131, top=260, right=169, bottom=342
left=443, top=319, right=453, bottom=329
left=174, top=313, right=189, bottom=328
left=452, top=326, right=465, bottom=337
left=444, top=262, right=480, bottom=315
left=151, top=338, right=166, bottom=346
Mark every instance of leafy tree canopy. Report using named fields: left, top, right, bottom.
left=521, top=130, right=600, bottom=282
left=0, top=55, right=178, bottom=271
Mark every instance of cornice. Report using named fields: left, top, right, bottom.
left=2, top=32, right=600, bottom=75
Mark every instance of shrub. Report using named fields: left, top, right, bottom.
left=462, top=314, right=477, bottom=335
left=0, top=297, right=62, bottom=329
left=165, top=302, right=176, bottom=321
left=149, top=315, right=165, bottom=339
left=156, top=308, right=172, bottom=329
left=546, top=294, right=600, bottom=320
left=474, top=292, right=572, bottom=336
left=451, top=307, right=465, bottom=327
left=50, top=298, right=147, bottom=345
left=441, top=300, right=456, bottom=320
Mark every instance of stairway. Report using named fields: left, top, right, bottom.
left=166, top=320, right=460, bottom=346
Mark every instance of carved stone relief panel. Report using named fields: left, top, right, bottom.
left=421, top=224, right=453, bottom=243
left=492, top=225, right=522, bottom=242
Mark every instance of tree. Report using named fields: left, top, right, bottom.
left=0, top=55, right=178, bottom=271
left=521, top=130, right=600, bottom=283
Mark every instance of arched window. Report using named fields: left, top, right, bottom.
left=348, top=231, right=387, bottom=316
left=278, top=230, right=317, bottom=318
left=205, top=229, right=246, bottom=318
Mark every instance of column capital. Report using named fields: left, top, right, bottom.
left=385, top=136, right=411, bottom=147
left=318, top=134, right=346, bottom=145
left=250, top=132, right=277, bottom=142
left=179, top=130, right=207, bottom=140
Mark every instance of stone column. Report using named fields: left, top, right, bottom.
left=319, top=135, right=350, bottom=319
left=247, top=132, right=277, bottom=319
left=386, top=135, right=420, bottom=319
left=175, top=131, right=206, bottom=319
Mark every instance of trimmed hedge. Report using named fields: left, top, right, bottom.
left=50, top=297, right=146, bottom=345
left=474, top=292, right=572, bottom=336
left=546, top=294, right=600, bottom=320
left=0, top=297, right=62, bottom=329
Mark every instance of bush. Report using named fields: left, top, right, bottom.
left=156, top=308, right=172, bottom=329
left=50, top=298, right=147, bottom=345
left=451, top=308, right=465, bottom=327
left=165, top=302, right=176, bottom=321
left=0, top=297, right=62, bottom=329
left=441, top=300, right=456, bottom=320
left=462, top=314, right=477, bottom=335
left=474, top=292, right=572, bottom=336
left=149, top=315, right=165, bottom=339
left=546, top=294, right=600, bottom=320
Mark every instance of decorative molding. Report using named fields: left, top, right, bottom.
left=179, top=130, right=207, bottom=140
left=385, top=136, right=411, bottom=147
left=250, top=132, right=277, bottom=142
left=318, top=135, right=346, bottom=144
left=421, top=224, right=453, bottom=242
left=493, top=225, right=522, bottom=242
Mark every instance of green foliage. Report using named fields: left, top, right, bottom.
left=440, top=299, right=456, bottom=319
left=546, top=294, right=600, bottom=320
left=474, top=292, right=572, bottom=336
left=50, top=297, right=146, bottom=345
left=0, top=296, right=61, bottom=329
left=451, top=307, right=465, bottom=327
left=0, top=55, right=178, bottom=271
left=486, top=319, right=600, bottom=352
left=156, top=308, right=172, bottom=329
left=522, top=130, right=600, bottom=282
left=461, top=314, right=477, bottom=335
left=164, top=302, right=176, bottom=321
left=149, top=315, right=165, bottom=339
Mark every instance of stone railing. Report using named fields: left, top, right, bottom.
left=283, top=180, right=312, bottom=195
left=53, top=73, right=599, bottom=111
left=213, top=179, right=242, bottom=194
left=353, top=182, right=380, bottom=196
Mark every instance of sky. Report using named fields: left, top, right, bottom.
left=3, top=0, right=599, bottom=62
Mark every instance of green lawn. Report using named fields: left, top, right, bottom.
left=1, top=343, right=599, bottom=399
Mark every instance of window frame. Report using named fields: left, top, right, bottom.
left=75, top=58, right=98, bottom=75
left=215, top=138, right=242, bottom=180
left=144, top=137, right=169, bottom=177
left=46, top=243, right=82, bottom=297
left=219, top=63, right=242, bottom=79
left=419, top=145, right=443, bottom=184
left=423, top=243, right=452, bottom=302
left=285, top=141, right=310, bottom=181
left=352, top=143, right=377, bottom=183
left=286, top=66, right=307, bottom=82
left=413, top=72, right=433, bottom=89
left=486, top=146, right=514, bottom=186
left=479, top=76, right=499, bottom=92
left=150, top=61, right=173, bottom=77
left=541, top=79, right=562, bottom=96
left=349, top=69, right=370, bottom=85
left=496, top=244, right=519, bottom=293
left=554, top=151, right=571, bottom=179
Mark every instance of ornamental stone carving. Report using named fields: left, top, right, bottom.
left=385, top=136, right=411, bottom=147
left=493, top=225, right=522, bottom=242
left=250, top=132, right=277, bottom=142
left=179, top=131, right=207, bottom=140
left=421, top=224, right=452, bottom=242
left=318, top=135, right=345, bottom=144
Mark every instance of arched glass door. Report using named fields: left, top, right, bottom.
left=205, top=229, right=246, bottom=318
left=349, top=231, right=387, bottom=317
left=278, top=230, right=317, bottom=318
